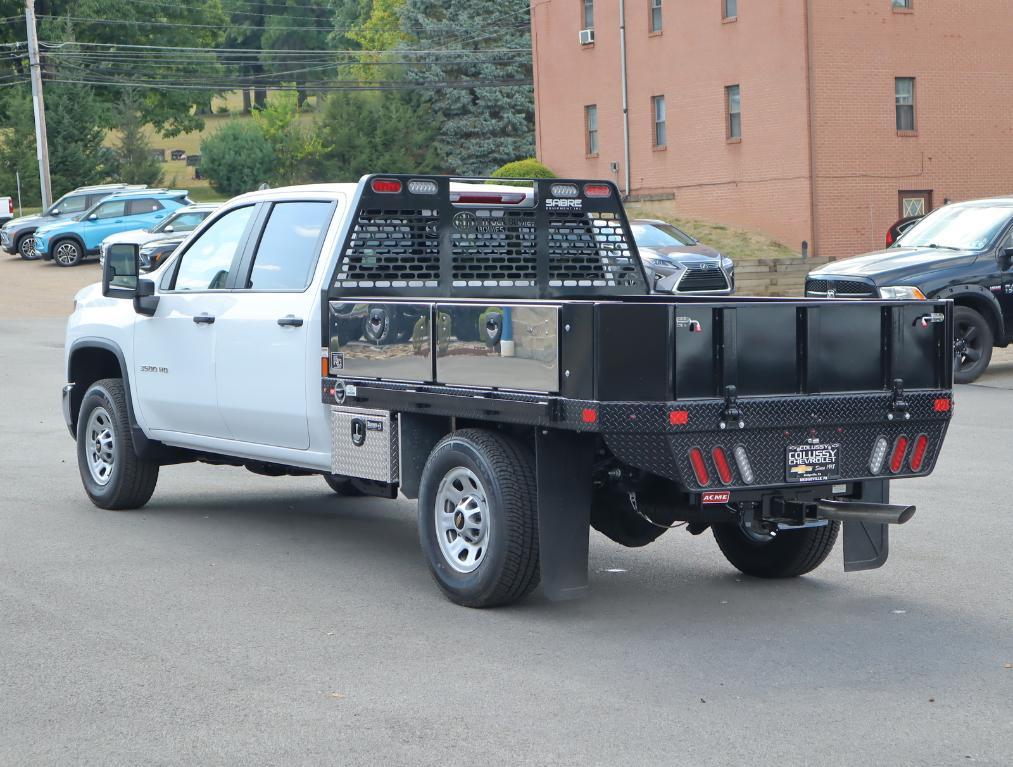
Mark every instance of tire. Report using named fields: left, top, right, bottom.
left=953, top=305, right=993, bottom=384
left=323, top=474, right=364, bottom=496
left=590, top=484, right=680, bottom=548
left=76, top=378, right=159, bottom=510
left=712, top=520, right=840, bottom=578
left=418, top=429, right=540, bottom=607
left=16, top=234, right=39, bottom=260
left=53, top=238, right=83, bottom=267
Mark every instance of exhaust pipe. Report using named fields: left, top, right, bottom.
left=817, top=499, right=916, bottom=526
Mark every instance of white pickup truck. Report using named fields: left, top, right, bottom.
left=0, top=196, right=13, bottom=226
left=65, top=175, right=953, bottom=607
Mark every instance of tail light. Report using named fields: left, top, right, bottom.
left=886, top=229, right=894, bottom=247
left=450, top=192, right=527, bottom=204
left=733, top=445, right=754, bottom=484
left=933, top=398, right=951, bottom=413
left=371, top=178, right=402, bottom=194
left=889, top=435, right=910, bottom=474
left=711, top=447, right=733, bottom=485
left=869, top=436, right=889, bottom=475
left=669, top=410, right=689, bottom=425
left=7, top=199, right=12, bottom=215
left=909, top=434, right=929, bottom=472
left=583, top=183, right=612, bottom=197
left=581, top=408, right=598, bottom=424
left=688, top=447, right=710, bottom=486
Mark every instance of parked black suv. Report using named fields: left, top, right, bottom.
left=806, top=198, right=1013, bottom=383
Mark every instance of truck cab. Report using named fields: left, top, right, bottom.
left=66, top=176, right=954, bottom=607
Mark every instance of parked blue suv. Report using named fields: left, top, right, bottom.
left=35, top=189, right=192, bottom=266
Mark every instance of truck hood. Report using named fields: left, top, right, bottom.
left=810, top=246, right=979, bottom=284
left=105, top=229, right=157, bottom=247
left=639, top=244, right=724, bottom=264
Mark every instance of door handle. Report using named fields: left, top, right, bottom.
left=193, top=314, right=215, bottom=325
left=277, top=316, right=304, bottom=327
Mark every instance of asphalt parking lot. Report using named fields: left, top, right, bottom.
left=2, top=254, right=1011, bottom=766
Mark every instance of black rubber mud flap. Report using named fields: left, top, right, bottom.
left=843, top=480, right=890, bottom=572
left=535, top=429, right=594, bottom=600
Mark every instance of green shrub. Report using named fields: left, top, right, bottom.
left=200, top=121, right=276, bottom=197
left=488, top=158, right=556, bottom=187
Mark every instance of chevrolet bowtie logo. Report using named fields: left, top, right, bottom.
left=790, top=464, right=814, bottom=475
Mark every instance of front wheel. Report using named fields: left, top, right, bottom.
left=712, top=520, right=840, bottom=578
left=76, top=378, right=159, bottom=510
left=953, top=306, right=993, bottom=384
left=418, top=429, right=540, bottom=607
left=17, top=234, right=39, bottom=260
left=53, top=239, right=83, bottom=267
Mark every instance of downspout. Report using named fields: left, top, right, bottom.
left=619, top=0, right=632, bottom=198
left=803, top=0, right=818, bottom=257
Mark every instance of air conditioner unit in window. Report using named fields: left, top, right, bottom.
left=579, top=28, right=595, bottom=45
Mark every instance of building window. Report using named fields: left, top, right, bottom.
left=896, top=77, right=916, bottom=132
left=723, top=0, right=737, bottom=19
left=899, top=190, right=932, bottom=218
left=585, top=105, right=599, bottom=156
left=650, top=0, right=663, bottom=32
left=583, top=0, right=594, bottom=29
left=652, top=95, right=666, bottom=147
left=726, top=85, right=741, bottom=139
left=892, top=0, right=912, bottom=9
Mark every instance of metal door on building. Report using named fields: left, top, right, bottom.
left=899, top=190, right=933, bottom=218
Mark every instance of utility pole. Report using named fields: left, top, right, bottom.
left=25, top=0, right=52, bottom=209
left=618, top=0, right=631, bottom=199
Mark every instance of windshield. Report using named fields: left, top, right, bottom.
left=898, top=205, right=1013, bottom=251
left=631, top=222, right=696, bottom=248
left=152, top=210, right=208, bottom=233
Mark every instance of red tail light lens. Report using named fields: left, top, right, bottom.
left=886, top=230, right=894, bottom=247
left=669, top=410, right=689, bottom=426
left=711, top=447, right=733, bottom=485
left=583, top=183, right=612, bottom=197
left=933, top=398, right=951, bottom=412
left=909, top=434, right=929, bottom=472
left=581, top=408, right=598, bottom=424
left=371, top=178, right=402, bottom=194
left=688, top=447, right=710, bottom=486
left=889, top=435, right=910, bottom=474
left=450, top=192, right=527, bottom=204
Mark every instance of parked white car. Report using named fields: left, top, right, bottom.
left=0, top=195, right=13, bottom=226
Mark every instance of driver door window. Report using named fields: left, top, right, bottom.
left=55, top=195, right=89, bottom=215
left=172, top=206, right=255, bottom=291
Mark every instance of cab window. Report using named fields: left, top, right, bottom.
left=172, top=206, right=255, bottom=291
left=92, top=200, right=127, bottom=219
left=244, top=201, right=334, bottom=291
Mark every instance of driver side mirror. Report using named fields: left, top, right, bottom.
left=1001, top=246, right=1013, bottom=271
left=102, top=243, right=159, bottom=316
left=49, top=208, right=59, bottom=216
left=162, top=225, right=174, bottom=233
left=88, top=213, right=98, bottom=221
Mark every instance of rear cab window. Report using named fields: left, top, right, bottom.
left=243, top=201, right=335, bottom=291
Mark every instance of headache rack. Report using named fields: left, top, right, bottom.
left=324, top=174, right=649, bottom=301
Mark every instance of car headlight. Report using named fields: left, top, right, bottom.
left=879, top=286, right=926, bottom=300
left=721, top=256, right=734, bottom=271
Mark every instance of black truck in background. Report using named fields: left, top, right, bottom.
left=808, top=197, right=1013, bottom=383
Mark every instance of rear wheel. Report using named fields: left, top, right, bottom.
left=712, top=520, right=840, bottom=578
left=953, top=306, right=993, bottom=384
left=418, top=429, right=540, bottom=607
left=16, top=234, right=39, bottom=260
left=53, top=239, right=83, bottom=267
left=76, top=378, right=159, bottom=510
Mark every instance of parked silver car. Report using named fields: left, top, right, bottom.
left=631, top=218, right=735, bottom=294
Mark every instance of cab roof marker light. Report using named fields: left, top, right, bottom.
left=550, top=183, right=580, bottom=198
left=407, top=179, right=438, bottom=195
left=732, top=445, right=754, bottom=485
left=371, top=178, right=402, bottom=194
left=869, top=436, right=889, bottom=475
left=583, top=183, right=612, bottom=198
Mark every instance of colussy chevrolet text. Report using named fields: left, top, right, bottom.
left=64, top=175, right=954, bottom=607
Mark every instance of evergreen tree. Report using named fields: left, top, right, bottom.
left=110, top=91, right=164, bottom=187
left=400, top=0, right=535, bottom=175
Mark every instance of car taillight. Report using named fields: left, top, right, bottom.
left=7, top=199, right=12, bottom=215
left=869, top=436, right=889, bottom=475
left=733, top=445, right=754, bottom=484
left=889, top=435, right=910, bottom=474
left=886, top=230, right=894, bottom=247
left=711, top=447, right=733, bottom=485
left=909, top=434, right=929, bottom=472
left=688, top=447, right=710, bottom=486
left=371, top=178, right=402, bottom=194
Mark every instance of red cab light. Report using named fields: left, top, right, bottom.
left=909, top=434, right=929, bottom=472
left=583, top=183, right=612, bottom=198
left=371, top=178, right=402, bottom=194
left=711, top=447, right=733, bottom=485
left=688, top=447, right=710, bottom=487
left=450, top=192, right=527, bottom=205
left=889, top=435, right=910, bottom=474
left=669, top=410, right=689, bottom=426
left=581, top=408, right=598, bottom=424
left=933, top=398, right=951, bottom=412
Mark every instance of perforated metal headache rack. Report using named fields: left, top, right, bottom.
left=325, top=175, right=649, bottom=300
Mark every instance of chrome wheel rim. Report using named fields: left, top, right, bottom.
left=55, top=242, right=79, bottom=265
left=435, top=467, right=490, bottom=573
left=85, top=407, right=115, bottom=486
left=19, top=236, right=37, bottom=258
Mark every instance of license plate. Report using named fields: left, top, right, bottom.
left=785, top=442, right=841, bottom=483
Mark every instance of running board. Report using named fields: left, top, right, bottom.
left=817, top=499, right=916, bottom=526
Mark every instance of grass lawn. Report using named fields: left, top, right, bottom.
left=625, top=203, right=799, bottom=262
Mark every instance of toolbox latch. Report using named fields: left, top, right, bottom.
left=887, top=378, right=911, bottom=421
left=719, top=385, right=745, bottom=430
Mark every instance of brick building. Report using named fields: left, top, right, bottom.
left=530, top=0, right=1013, bottom=259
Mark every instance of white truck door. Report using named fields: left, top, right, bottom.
left=214, top=200, right=338, bottom=450
left=133, top=204, right=258, bottom=438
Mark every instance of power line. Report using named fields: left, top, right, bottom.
left=39, top=40, right=531, bottom=55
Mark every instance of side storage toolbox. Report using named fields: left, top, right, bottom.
left=330, top=406, right=400, bottom=483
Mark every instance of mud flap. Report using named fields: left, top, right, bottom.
left=843, top=480, right=890, bottom=572
left=535, top=430, right=594, bottom=600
